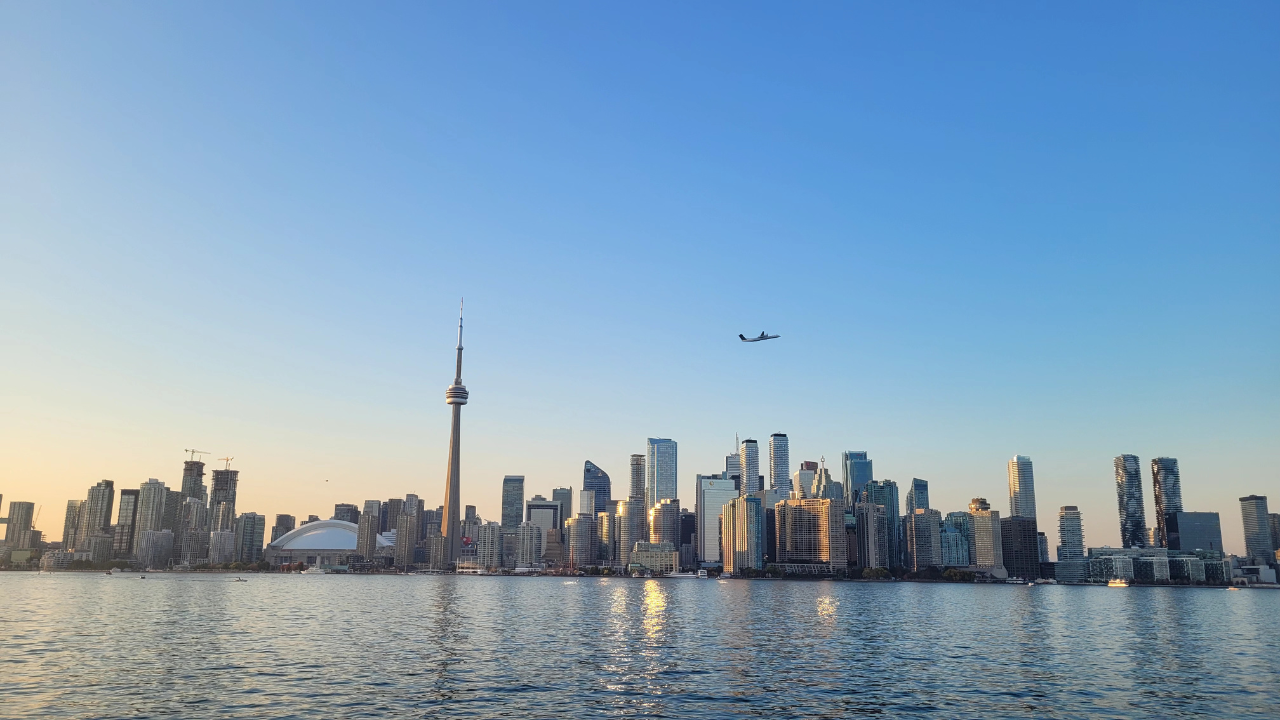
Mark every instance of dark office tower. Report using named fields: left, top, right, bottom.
left=864, top=480, right=902, bottom=569
left=1239, top=495, right=1273, bottom=564
left=162, top=490, right=184, bottom=531
left=208, top=468, right=239, bottom=523
left=842, top=451, right=873, bottom=507
left=271, top=514, right=296, bottom=543
left=905, top=478, right=930, bottom=513
left=648, top=438, right=679, bottom=509
left=332, top=503, right=360, bottom=524
left=629, top=454, right=646, bottom=500
left=77, top=480, right=116, bottom=545
left=1166, top=511, right=1223, bottom=553
left=501, top=476, right=526, bottom=529
left=1151, top=457, right=1183, bottom=548
left=552, top=488, right=573, bottom=527
left=1270, top=514, right=1280, bottom=553
left=382, top=498, right=404, bottom=534
left=61, top=500, right=82, bottom=551
left=583, top=461, right=611, bottom=515
left=1114, top=455, right=1148, bottom=548
left=465, top=505, right=477, bottom=523
left=112, top=489, right=140, bottom=558
left=1001, top=516, right=1041, bottom=580
left=180, top=460, right=207, bottom=505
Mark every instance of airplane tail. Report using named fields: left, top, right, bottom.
left=739, top=334, right=747, bottom=341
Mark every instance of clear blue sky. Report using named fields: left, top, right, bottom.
left=2, top=3, right=1277, bottom=554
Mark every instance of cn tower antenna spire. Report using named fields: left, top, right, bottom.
left=442, top=299, right=470, bottom=569
left=455, top=298, right=464, bottom=383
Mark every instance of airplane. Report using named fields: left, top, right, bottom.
left=740, top=331, right=780, bottom=342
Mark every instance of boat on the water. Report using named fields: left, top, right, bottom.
left=300, top=567, right=326, bottom=575
left=1107, top=578, right=1130, bottom=588
left=697, top=569, right=708, bottom=579
left=667, top=572, right=697, bottom=578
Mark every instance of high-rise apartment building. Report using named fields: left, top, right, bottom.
left=905, top=478, right=930, bottom=513
left=77, top=480, right=116, bottom=547
left=1057, top=506, right=1085, bottom=561
left=61, top=500, right=82, bottom=551
left=721, top=495, right=764, bottom=575
left=234, top=513, right=267, bottom=564
left=738, top=439, right=760, bottom=496
left=864, top=480, right=902, bottom=568
left=969, top=498, right=1003, bottom=571
left=940, top=524, right=969, bottom=567
left=646, top=438, right=678, bottom=510
left=271, top=514, right=296, bottom=543
left=208, top=530, right=236, bottom=565
left=696, top=474, right=737, bottom=565
left=4, top=502, right=34, bottom=548
left=617, top=498, right=647, bottom=568
left=1007, top=455, right=1037, bottom=520
left=178, top=497, right=209, bottom=565
left=136, top=530, right=173, bottom=570
left=1115, top=455, right=1148, bottom=548
left=394, top=500, right=421, bottom=569
left=775, top=497, right=847, bottom=568
left=134, top=480, right=168, bottom=551
left=855, top=502, right=888, bottom=569
left=113, top=489, right=140, bottom=558
left=629, top=454, right=645, bottom=499
left=841, top=451, right=873, bottom=507
left=332, top=503, right=360, bottom=525
left=475, top=522, right=502, bottom=569
left=769, top=433, right=790, bottom=494
left=209, top=468, right=239, bottom=524
left=944, top=511, right=973, bottom=556
left=516, top=521, right=542, bottom=568
left=583, top=462, right=611, bottom=515
left=906, top=508, right=942, bottom=571
left=356, top=500, right=382, bottom=562
left=501, top=476, right=525, bottom=528
left=566, top=513, right=597, bottom=567
left=1270, top=514, right=1280, bottom=554
left=1239, top=495, right=1273, bottom=564
left=649, top=498, right=681, bottom=546
left=1151, top=457, right=1182, bottom=548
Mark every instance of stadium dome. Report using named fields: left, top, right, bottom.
left=268, top=519, right=391, bottom=551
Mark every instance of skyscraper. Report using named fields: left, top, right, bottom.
left=646, top=438, right=678, bottom=509
left=566, top=513, right=597, bottom=567
left=332, top=503, right=360, bottom=524
left=61, top=500, right=82, bottom=551
left=696, top=474, right=737, bottom=565
left=525, top=495, right=563, bottom=539
left=841, top=451, right=873, bottom=507
left=721, top=495, right=764, bottom=575
left=629, top=454, right=645, bottom=499
left=969, top=498, right=1003, bottom=571
left=649, top=498, right=681, bottom=546
left=775, top=497, right=847, bottom=568
left=769, top=433, right=790, bottom=494
left=724, top=452, right=741, bottom=492
left=441, top=301, right=469, bottom=568
left=113, top=489, right=140, bottom=558
left=4, top=502, right=34, bottom=548
left=1057, top=506, right=1085, bottom=561
left=617, top=498, right=646, bottom=568
left=944, top=511, right=973, bottom=567
left=1166, top=511, right=1223, bottom=553
left=582, top=461, right=611, bottom=515
left=271, top=514, right=296, bottom=543
left=1115, top=455, right=1148, bottom=548
left=209, top=466, right=239, bottom=526
left=907, top=508, right=943, bottom=571
left=501, top=475, right=525, bottom=528
left=738, top=439, right=760, bottom=496
left=134, top=480, right=168, bottom=551
left=395, top=496, right=421, bottom=569
left=855, top=502, right=888, bottom=569
left=905, top=478, right=930, bottom=513
left=178, top=497, right=209, bottom=565
left=1001, top=516, right=1040, bottom=580
left=551, top=487, right=573, bottom=530
left=864, top=480, right=902, bottom=569
left=1007, top=455, right=1037, bottom=520
left=77, top=480, right=115, bottom=547
left=1270, top=514, right=1280, bottom=554
left=180, top=459, right=207, bottom=505
left=792, top=461, right=817, bottom=500
left=1151, top=457, right=1183, bottom=548
left=1239, top=495, right=1273, bottom=564
left=812, top=458, right=839, bottom=501
left=356, top=500, right=382, bottom=562
left=516, top=522, right=542, bottom=568
left=234, top=513, right=267, bottom=564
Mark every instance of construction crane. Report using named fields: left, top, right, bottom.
left=32, top=505, right=41, bottom=530
left=184, top=449, right=210, bottom=461
left=218, top=456, right=234, bottom=470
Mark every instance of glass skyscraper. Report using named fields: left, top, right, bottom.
left=841, top=451, right=873, bottom=506
left=501, top=476, right=525, bottom=528
left=582, top=461, right=611, bottom=515
left=1239, top=495, right=1273, bottom=564
left=1057, top=506, right=1084, bottom=561
left=1151, top=457, right=1182, bottom=548
left=1007, top=455, right=1036, bottom=520
left=1114, top=454, right=1148, bottom=548
left=905, top=478, right=929, bottom=513
left=629, top=454, right=645, bottom=500
left=864, top=480, right=902, bottom=568
left=646, top=438, right=677, bottom=510
left=1165, top=511, right=1223, bottom=553
left=738, top=439, right=760, bottom=496
left=696, top=473, right=737, bottom=565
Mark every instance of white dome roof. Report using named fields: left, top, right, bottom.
left=269, top=519, right=391, bottom=550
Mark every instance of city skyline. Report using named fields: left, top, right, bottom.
left=2, top=4, right=1276, bottom=561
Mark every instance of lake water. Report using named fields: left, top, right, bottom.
left=2, top=573, right=1277, bottom=718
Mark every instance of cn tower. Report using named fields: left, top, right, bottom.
left=441, top=300, right=468, bottom=568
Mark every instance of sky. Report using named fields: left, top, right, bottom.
left=1, top=3, right=1277, bottom=556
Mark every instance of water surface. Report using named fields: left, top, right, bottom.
left=2, top=574, right=1277, bottom=718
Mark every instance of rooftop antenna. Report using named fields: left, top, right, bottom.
left=185, top=449, right=210, bottom=461
left=217, top=456, right=234, bottom=470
